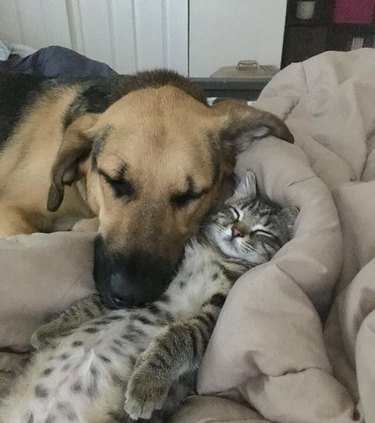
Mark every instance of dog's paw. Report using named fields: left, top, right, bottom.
left=124, top=367, right=169, bottom=420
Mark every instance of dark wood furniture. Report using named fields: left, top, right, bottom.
left=282, top=0, right=375, bottom=68
left=191, top=78, right=269, bottom=101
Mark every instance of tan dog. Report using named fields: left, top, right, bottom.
left=0, top=70, right=293, bottom=307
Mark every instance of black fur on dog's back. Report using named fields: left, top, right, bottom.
left=0, top=73, right=53, bottom=148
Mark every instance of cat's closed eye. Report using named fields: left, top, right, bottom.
left=251, top=229, right=282, bottom=248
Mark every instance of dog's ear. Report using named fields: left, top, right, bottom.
left=47, top=114, right=99, bottom=212
left=214, top=100, right=294, bottom=155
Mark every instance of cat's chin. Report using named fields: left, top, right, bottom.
left=217, top=238, right=240, bottom=259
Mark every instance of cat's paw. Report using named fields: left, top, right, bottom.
left=30, top=326, right=58, bottom=350
left=30, top=329, right=49, bottom=350
left=124, top=367, right=169, bottom=420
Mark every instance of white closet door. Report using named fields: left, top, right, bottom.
left=189, top=0, right=287, bottom=77
left=0, top=0, right=189, bottom=75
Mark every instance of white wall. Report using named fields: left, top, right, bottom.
left=0, top=0, right=189, bottom=75
left=0, top=0, right=71, bottom=49
left=189, top=0, right=287, bottom=77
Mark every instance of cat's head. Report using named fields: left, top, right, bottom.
left=202, top=171, right=298, bottom=265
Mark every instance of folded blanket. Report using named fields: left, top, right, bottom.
left=176, top=49, right=375, bottom=422
left=0, top=45, right=116, bottom=79
left=2, top=48, right=375, bottom=422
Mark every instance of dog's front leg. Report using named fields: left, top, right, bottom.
left=71, top=217, right=99, bottom=232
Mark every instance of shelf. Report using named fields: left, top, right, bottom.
left=332, top=22, right=375, bottom=31
left=287, top=21, right=375, bottom=32
left=286, top=18, right=331, bottom=27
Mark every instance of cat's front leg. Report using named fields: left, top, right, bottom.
left=124, top=327, right=176, bottom=420
left=31, top=319, right=72, bottom=350
left=31, top=294, right=107, bottom=350
left=124, top=307, right=220, bottom=420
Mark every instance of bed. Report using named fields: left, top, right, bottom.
left=1, top=47, right=375, bottom=422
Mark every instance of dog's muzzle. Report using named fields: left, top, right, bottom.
left=94, top=235, right=174, bottom=308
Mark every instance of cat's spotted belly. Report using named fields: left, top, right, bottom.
left=4, top=317, right=165, bottom=423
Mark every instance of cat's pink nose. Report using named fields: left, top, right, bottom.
left=231, top=222, right=249, bottom=238
left=231, top=227, right=244, bottom=238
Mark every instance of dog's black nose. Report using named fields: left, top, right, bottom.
left=109, top=272, right=132, bottom=308
left=94, top=235, right=174, bottom=309
left=108, top=270, right=165, bottom=308
left=111, top=293, right=127, bottom=308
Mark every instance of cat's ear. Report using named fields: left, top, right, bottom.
left=278, top=206, right=299, bottom=239
left=227, top=170, right=257, bottom=204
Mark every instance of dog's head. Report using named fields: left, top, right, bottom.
left=48, top=79, right=293, bottom=308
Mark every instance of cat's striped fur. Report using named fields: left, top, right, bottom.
left=0, top=175, right=298, bottom=423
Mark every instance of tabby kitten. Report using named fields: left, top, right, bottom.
left=0, top=172, right=298, bottom=423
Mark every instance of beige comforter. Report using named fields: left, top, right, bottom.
left=2, top=49, right=375, bottom=422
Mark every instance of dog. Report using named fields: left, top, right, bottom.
left=0, top=69, right=293, bottom=308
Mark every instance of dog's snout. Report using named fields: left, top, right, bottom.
left=107, top=257, right=170, bottom=308
left=94, top=235, right=176, bottom=308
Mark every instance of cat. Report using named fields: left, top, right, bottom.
left=0, top=171, right=298, bottom=423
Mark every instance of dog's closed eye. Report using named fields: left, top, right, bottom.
left=99, top=170, right=134, bottom=198
left=170, top=176, right=209, bottom=208
left=170, top=190, right=205, bottom=208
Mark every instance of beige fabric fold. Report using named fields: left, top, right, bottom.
left=0, top=232, right=95, bottom=348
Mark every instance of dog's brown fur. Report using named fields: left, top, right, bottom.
left=0, top=70, right=293, bottom=307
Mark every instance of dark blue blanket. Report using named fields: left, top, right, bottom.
left=0, top=46, right=117, bottom=79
